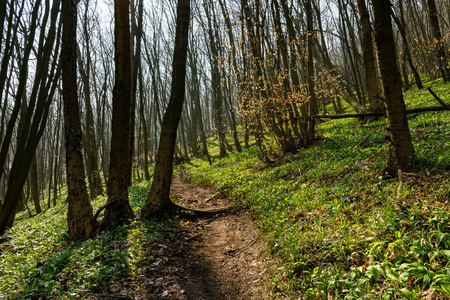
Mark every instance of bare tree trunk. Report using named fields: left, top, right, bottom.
left=371, top=0, right=415, bottom=172
left=77, top=0, right=103, bottom=199
left=356, top=0, right=383, bottom=112
left=101, top=0, right=135, bottom=230
left=188, top=47, right=212, bottom=164
left=427, top=0, right=450, bottom=82
left=53, top=123, right=62, bottom=206
left=0, top=1, right=37, bottom=184
left=0, top=0, right=6, bottom=49
left=61, top=0, right=96, bottom=239
left=306, top=0, right=317, bottom=144
left=391, top=0, right=424, bottom=89
left=141, top=0, right=190, bottom=218
left=203, top=1, right=227, bottom=157
left=30, top=154, right=42, bottom=214
left=0, top=0, right=61, bottom=235
left=52, top=113, right=61, bottom=207
left=138, top=66, right=150, bottom=181
left=128, top=0, right=143, bottom=186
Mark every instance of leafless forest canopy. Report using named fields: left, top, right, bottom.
left=0, top=0, right=449, bottom=233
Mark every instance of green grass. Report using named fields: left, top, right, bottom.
left=183, top=82, right=450, bottom=298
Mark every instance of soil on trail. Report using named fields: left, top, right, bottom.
left=136, top=173, right=275, bottom=299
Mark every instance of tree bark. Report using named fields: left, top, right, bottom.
left=0, top=0, right=60, bottom=235
left=128, top=0, right=143, bottom=186
left=356, top=0, right=383, bottom=112
left=427, top=0, right=450, bottom=82
left=30, top=154, right=42, bottom=214
left=61, top=0, right=96, bottom=239
left=204, top=2, right=227, bottom=157
left=0, top=0, right=6, bottom=51
left=391, top=1, right=424, bottom=89
left=141, top=0, right=190, bottom=218
left=306, top=0, right=317, bottom=144
left=0, top=1, right=37, bottom=184
left=371, top=0, right=415, bottom=172
left=138, top=65, right=150, bottom=181
left=101, top=0, right=135, bottom=229
left=78, top=1, right=103, bottom=199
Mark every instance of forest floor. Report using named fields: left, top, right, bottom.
left=2, top=82, right=449, bottom=299
left=130, top=172, right=277, bottom=299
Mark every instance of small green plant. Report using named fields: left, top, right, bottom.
left=185, top=81, right=450, bottom=298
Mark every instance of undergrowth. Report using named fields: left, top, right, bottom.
left=184, top=82, right=450, bottom=299
left=0, top=181, right=184, bottom=299
left=1, top=81, right=449, bottom=299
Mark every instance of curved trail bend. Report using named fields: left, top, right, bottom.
left=138, top=173, right=276, bottom=299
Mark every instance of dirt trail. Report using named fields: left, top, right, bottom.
left=136, top=173, right=275, bottom=299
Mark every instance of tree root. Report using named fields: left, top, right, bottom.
left=140, top=200, right=234, bottom=220
left=172, top=202, right=234, bottom=217
left=93, top=200, right=118, bottom=220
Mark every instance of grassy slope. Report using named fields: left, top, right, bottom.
left=0, top=82, right=449, bottom=299
left=184, top=82, right=450, bottom=299
left=0, top=181, right=180, bottom=299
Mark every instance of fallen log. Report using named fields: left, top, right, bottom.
left=299, top=106, right=450, bottom=120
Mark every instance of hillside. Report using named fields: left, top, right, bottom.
left=184, top=82, right=450, bottom=299
left=1, top=82, right=450, bottom=299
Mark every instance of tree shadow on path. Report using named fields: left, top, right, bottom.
left=137, top=174, right=273, bottom=299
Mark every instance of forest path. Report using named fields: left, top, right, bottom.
left=138, top=172, right=275, bottom=299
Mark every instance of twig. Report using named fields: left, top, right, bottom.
left=352, top=134, right=371, bottom=150
left=402, top=172, right=421, bottom=178
left=193, top=219, right=214, bottom=228
left=204, top=192, right=220, bottom=203
left=184, top=233, right=201, bottom=241
left=427, top=87, right=450, bottom=109
left=96, top=295, right=133, bottom=299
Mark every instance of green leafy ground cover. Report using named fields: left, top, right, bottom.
left=0, top=181, right=185, bottom=299
left=184, top=83, right=450, bottom=298
left=0, top=82, right=449, bottom=299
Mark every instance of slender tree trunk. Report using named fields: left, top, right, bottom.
left=0, top=0, right=60, bottom=235
left=53, top=118, right=61, bottom=207
left=128, top=0, right=143, bottom=186
left=279, top=0, right=308, bottom=140
left=30, top=154, right=42, bottom=214
left=356, top=0, right=383, bottom=112
left=189, top=49, right=212, bottom=164
left=77, top=2, right=103, bottom=199
left=0, top=0, right=6, bottom=50
left=371, top=0, right=415, bottom=172
left=77, top=50, right=103, bottom=199
left=62, top=0, right=96, bottom=239
left=224, top=88, right=242, bottom=153
left=204, top=2, right=227, bottom=157
left=427, top=0, right=450, bottom=82
left=138, top=66, right=150, bottom=181
left=24, top=180, right=32, bottom=217
left=392, top=0, right=424, bottom=89
left=306, top=0, right=317, bottom=144
left=141, top=0, right=190, bottom=218
left=0, top=2, right=38, bottom=184
left=102, top=0, right=135, bottom=229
